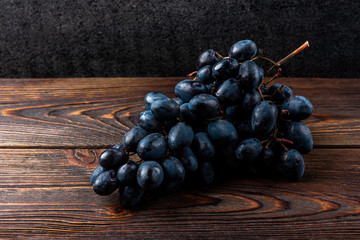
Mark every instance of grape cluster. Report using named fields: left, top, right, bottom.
left=90, top=40, right=313, bottom=208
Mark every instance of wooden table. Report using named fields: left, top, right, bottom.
left=0, top=77, right=359, bottom=239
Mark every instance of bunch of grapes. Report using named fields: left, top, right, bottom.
left=90, top=40, right=313, bottom=208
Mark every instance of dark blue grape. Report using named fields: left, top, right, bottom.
left=207, top=119, right=238, bottom=146
left=268, top=83, right=293, bottom=104
left=137, top=133, right=167, bottom=160
left=160, top=156, right=186, bottom=182
left=144, top=92, right=168, bottom=110
left=278, top=149, right=305, bottom=181
left=242, top=89, right=261, bottom=113
left=197, top=49, right=221, bottom=69
left=150, top=98, right=179, bottom=120
left=138, top=110, right=163, bottom=132
left=179, top=103, right=204, bottom=126
left=175, top=79, right=208, bottom=103
left=160, top=156, right=186, bottom=191
left=198, top=161, right=215, bottom=185
left=281, top=121, right=313, bottom=154
left=235, top=138, right=263, bottom=162
left=172, top=97, right=183, bottom=106
left=228, top=40, right=257, bottom=62
left=90, top=165, right=105, bottom=185
left=215, top=78, right=242, bottom=106
left=196, top=65, right=216, bottom=84
left=92, top=170, right=119, bottom=196
left=281, top=95, right=313, bottom=121
left=168, top=122, right=194, bottom=151
left=251, top=101, right=278, bottom=136
left=212, top=58, right=239, bottom=82
left=177, top=147, right=198, bottom=173
left=119, top=185, right=145, bottom=208
left=117, top=160, right=139, bottom=185
left=99, top=148, right=128, bottom=169
left=236, top=120, right=255, bottom=141
left=137, top=161, right=164, bottom=191
left=192, top=132, right=215, bottom=160
left=238, top=61, right=264, bottom=91
left=123, top=126, right=149, bottom=152
left=188, top=93, right=220, bottom=119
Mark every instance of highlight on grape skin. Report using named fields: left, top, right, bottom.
left=90, top=40, right=312, bottom=208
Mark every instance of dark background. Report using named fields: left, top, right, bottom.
left=0, top=0, right=359, bottom=78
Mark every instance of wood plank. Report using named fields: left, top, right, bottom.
left=0, top=78, right=358, bottom=147
left=0, top=148, right=359, bottom=238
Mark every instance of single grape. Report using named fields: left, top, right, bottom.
left=242, top=89, right=261, bottom=113
left=119, top=185, right=145, bottom=208
left=281, top=121, right=313, bottom=154
left=278, top=149, right=305, bottom=181
left=191, top=132, right=216, bottom=160
left=238, top=60, right=263, bottom=91
left=198, top=161, right=215, bottom=185
left=176, top=147, right=198, bottom=173
left=90, top=165, right=105, bottom=185
left=99, top=148, right=128, bottom=170
left=212, top=58, right=239, bottom=82
left=144, top=92, right=168, bottom=110
left=235, top=138, right=263, bottom=162
left=197, top=49, right=221, bottom=69
left=123, top=126, right=149, bottom=152
left=175, top=79, right=208, bottom=103
left=160, top=156, right=186, bottom=192
left=207, top=119, right=238, bottom=146
left=168, top=122, right=194, bottom=151
left=117, top=160, right=139, bottom=185
left=228, top=40, right=257, bottom=62
left=137, top=133, right=167, bottom=160
left=137, top=161, right=164, bottom=191
left=268, top=83, right=293, bottom=104
left=138, top=110, right=163, bottom=132
left=92, top=170, right=119, bottom=196
left=215, top=78, right=242, bottom=106
left=179, top=103, right=200, bottom=124
left=150, top=98, right=180, bottom=120
left=188, top=93, right=220, bottom=119
left=196, top=65, right=216, bottom=84
left=251, top=101, right=278, bottom=136
left=281, top=95, right=313, bottom=121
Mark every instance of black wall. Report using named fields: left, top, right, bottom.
left=0, top=0, right=359, bottom=78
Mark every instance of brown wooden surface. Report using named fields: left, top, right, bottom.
left=0, top=77, right=359, bottom=239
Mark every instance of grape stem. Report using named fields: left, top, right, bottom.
left=186, top=71, right=198, bottom=77
left=265, top=41, right=310, bottom=76
left=215, top=51, right=224, bottom=59
left=251, top=56, right=279, bottom=66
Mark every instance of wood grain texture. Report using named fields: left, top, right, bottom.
left=0, top=148, right=358, bottom=239
left=0, top=78, right=357, bottom=147
left=0, top=77, right=358, bottom=239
